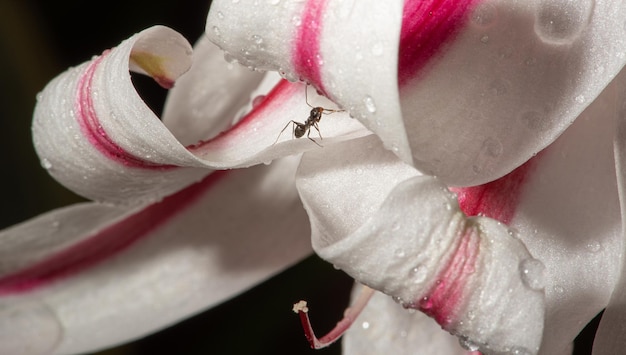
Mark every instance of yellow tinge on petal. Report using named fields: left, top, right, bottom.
left=130, top=51, right=176, bottom=89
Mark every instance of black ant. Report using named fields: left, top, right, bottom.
left=273, top=86, right=344, bottom=146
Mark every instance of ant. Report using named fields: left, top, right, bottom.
left=273, top=86, right=344, bottom=146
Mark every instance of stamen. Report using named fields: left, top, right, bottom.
left=293, top=285, right=375, bottom=349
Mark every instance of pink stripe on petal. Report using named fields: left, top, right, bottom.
left=398, top=0, right=479, bottom=86
left=418, top=227, right=480, bottom=327
left=75, top=52, right=175, bottom=170
left=450, top=157, right=538, bottom=224
left=0, top=170, right=228, bottom=295
left=190, top=79, right=299, bottom=149
left=292, top=0, right=328, bottom=94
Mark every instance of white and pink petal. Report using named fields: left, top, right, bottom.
left=206, top=0, right=626, bottom=186
left=33, top=25, right=368, bottom=204
left=0, top=157, right=311, bottom=354
left=296, top=136, right=545, bottom=354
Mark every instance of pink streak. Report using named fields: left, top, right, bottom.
left=418, top=227, right=480, bottom=327
left=450, top=158, right=538, bottom=224
left=398, top=0, right=479, bottom=86
left=292, top=0, right=328, bottom=94
left=419, top=157, right=538, bottom=327
left=0, top=171, right=228, bottom=295
left=189, top=79, right=299, bottom=150
left=75, top=52, right=175, bottom=170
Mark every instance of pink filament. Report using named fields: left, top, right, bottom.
left=296, top=285, right=375, bottom=349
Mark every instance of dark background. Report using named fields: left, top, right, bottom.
left=0, top=1, right=599, bottom=354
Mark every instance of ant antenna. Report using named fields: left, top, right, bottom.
left=272, top=85, right=344, bottom=146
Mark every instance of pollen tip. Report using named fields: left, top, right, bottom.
left=293, top=300, right=309, bottom=313
left=293, top=285, right=375, bottom=350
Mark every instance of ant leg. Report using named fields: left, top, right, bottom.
left=273, top=120, right=297, bottom=145
left=305, top=85, right=314, bottom=109
left=307, top=122, right=323, bottom=147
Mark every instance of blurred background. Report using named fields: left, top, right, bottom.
left=0, top=1, right=600, bottom=354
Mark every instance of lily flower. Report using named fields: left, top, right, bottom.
left=3, top=0, right=626, bottom=354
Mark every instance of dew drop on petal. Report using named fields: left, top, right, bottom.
left=252, top=95, right=266, bottom=107
left=410, top=265, right=428, bottom=283
left=534, top=0, right=594, bottom=45
left=212, top=26, right=221, bottom=38
left=471, top=2, right=498, bottom=28
left=574, top=94, right=586, bottom=103
left=459, top=336, right=480, bottom=351
left=586, top=241, right=601, bottom=253
left=510, top=346, right=534, bottom=355
left=371, top=42, right=384, bottom=56
left=40, top=158, right=52, bottom=170
left=363, top=95, right=377, bottom=113
left=361, top=321, right=370, bottom=329
left=0, top=301, right=63, bottom=355
left=394, top=248, right=405, bottom=258
left=519, top=258, right=546, bottom=290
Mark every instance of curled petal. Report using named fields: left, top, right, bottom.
left=0, top=157, right=311, bottom=354
left=33, top=25, right=368, bottom=203
left=343, top=288, right=467, bottom=355
left=206, top=0, right=411, bottom=163
left=207, top=0, right=626, bottom=185
left=297, top=137, right=544, bottom=354
left=454, top=69, right=625, bottom=354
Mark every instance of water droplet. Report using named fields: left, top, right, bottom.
left=534, top=0, right=594, bottom=45
left=524, top=57, right=537, bottom=66
left=480, top=35, right=490, bottom=44
left=40, top=158, right=52, bottom=170
left=363, top=95, right=377, bottom=113
left=459, top=336, right=480, bottom=351
left=482, top=137, right=503, bottom=157
left=36, top=92, right=43, bottom=102
left=212, top=26, right=221, bottom=38
left=394, top=249, right=405, bottom=258
left=250, top=34, right=264, bottom=45
left=520, top=110, right=547, bottom=130
left=586, top=241, right=601, bottom=253
left=291, top=15, right=302, bottom=26
left=217, top=11, right=225, bottom=20
left=410, top=265, right=428, bottom=283
left=471, top=2, right=498, bottom=28
left=0, top=301, right=63, bottom=355
left=371, top=42, right=384, bottom=56
left=361, top=321, right=370, bottom=329
left=574, top=94, right=585, bottom=103
left=519, top=258, right=546, bottom=290
left=252, top=95, right=266, bottom=107
left=510, top=346, right=534, bottom=355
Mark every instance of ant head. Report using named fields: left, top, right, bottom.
left=310, top=107, right=323, bottom=121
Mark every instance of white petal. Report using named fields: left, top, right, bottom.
left=207, top=0, right=626, bottom=186
left=586, top=69, right=626, bottom=354
left=400, top=0, right=626, bottom=185
left=297, top=137, right=544, bottom=354
left=343, top=289, right=467, bottom=355
left=206, top=0, right=411, bottom=163
left=452, top=69, right=625, bottom=354
left=33, top=26, right=368, bottom=204
left=162, top=35, right=265, bottom=146
left=0, top=157, right=311, bottom=354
